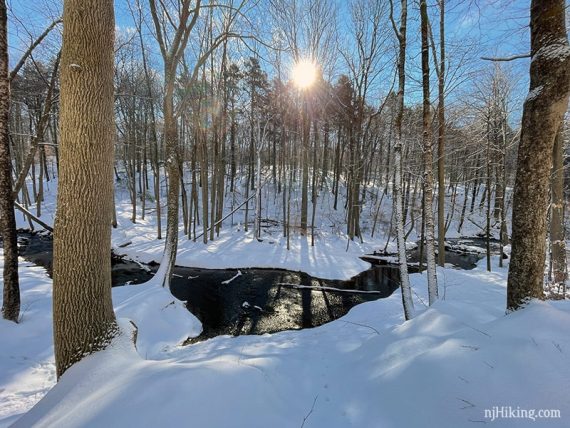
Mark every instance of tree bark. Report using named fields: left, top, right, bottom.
left=300, top=97, right=309, bottom=233
left=550, top=126, right=567, bottom=291
left=390, top=0, right=414, bottom=320
left=507, top=0, right=570, bottom=310
left=420, top=0, right=438, bottom=305
left=436, top=0, right=446, bottom=267
left=53, top=0, right=118, bottom=378
left=0, top=1, right=20, bottom=323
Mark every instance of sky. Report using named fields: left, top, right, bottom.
left=6, top=0, right=566, bottom=125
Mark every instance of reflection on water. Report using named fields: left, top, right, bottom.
left=14, top=231, right=488, bottom=340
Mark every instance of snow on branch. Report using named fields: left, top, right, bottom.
left=277, top=283, right=381, bottom=295
left=481, top=53, right=530, bottom=62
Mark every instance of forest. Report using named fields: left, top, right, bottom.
left=0, top=0, right=569, bottom=427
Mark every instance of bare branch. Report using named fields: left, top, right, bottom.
left=9, top=18, right=62, bottom=81
left=480, top=53, right=530, bottom=62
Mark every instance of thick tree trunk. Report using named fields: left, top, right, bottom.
left=53, top=0, right=118, bottom=378
left=507, top=0, right=570, bottom=310
left=0, top=1, right=20, bottom=323
left=486, top=130, right=492, bottom=272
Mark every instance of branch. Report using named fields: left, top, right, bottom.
left=14, top=202, right=53, bottom=232
left=9, top=18, right=62, bottom=81
left=13, top=51, right=61, bottom=197
left=388, top=0, right=402, bottom=41
left=480, top=54, right=530, bottom=62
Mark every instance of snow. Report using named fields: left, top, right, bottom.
left=3, top=250, right=570, bottom=427
left=0, top=251, right=201, bottom=426
left=532, top=38, right=570, bottom=63
left=7, top=168, right=564, bottom=427
left=14, top=174, right=500, bottom=282
left=526, top=85, right=543, bottom=102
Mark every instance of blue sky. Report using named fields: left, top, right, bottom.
left=6, top=0, right=561, bottom=124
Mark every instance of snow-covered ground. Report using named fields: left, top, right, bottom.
left=5, top=169, right=567, bottom=426
left=2, top=252, right=569, bottom=427
left=0, top=251, right=201, bottom=426
left=14, top=171, right=500, bottom=281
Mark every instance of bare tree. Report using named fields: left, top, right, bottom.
left=148, top=0, right=246, bottom=287
left=420, top=0, right=438, bottom=305
left=0, top=0, right=19, bottom=322
left=389, top=0, right=414, bottom=320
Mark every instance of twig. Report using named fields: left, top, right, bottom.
left=277, top=283, right=381, bottom=295
left=341, top=320, right=380, bottom=335
left=301, top=395, right=319, bottom=428
left=457, top=398, right=476, bottom=409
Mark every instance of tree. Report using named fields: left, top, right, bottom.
left=52, top=0, right=118, bottom=378
left=243, top=57, right=269, bottom=234
left=435, top=0, right=446, bottom=268
left=148, top=0, right=245, bottom=287
left=0, top=0, right=19, bottom=322
left=389, top=0, right=414, bottom=320
left=507, top=0, right=570, bottom=310
left=148, top=0, right=202, bottom=286
left=420, top=0, right=438, bottom=305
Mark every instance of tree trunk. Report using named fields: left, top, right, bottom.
left=53, top=0, right=118, bottom=378
left=420, top=0, right=438, bottom=305
left=437, top=0, right=446, bottom=267
left=507, top=0, right=570, bottom=310
left=390, top=0, right=414, bottom=320
left=0, top=1, right=19, bottom=322
left=155, top=67, right=180, bottom=285
left=486, top=129, right=492, bottom=272
left=300, top=98, right=309, bottom=233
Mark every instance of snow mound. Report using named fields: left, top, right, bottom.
left=10, top=258, right=570, bottom=428
left=113, top=282, right=202, bottom=358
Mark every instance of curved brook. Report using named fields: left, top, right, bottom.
left=14, top=231, right=485, bottom=340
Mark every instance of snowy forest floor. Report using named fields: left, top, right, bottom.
left=2, top=252, right=570, bottom=427
left=15, top=171, right=504, bottom=280
left=2, top=173, right=569, bottom=426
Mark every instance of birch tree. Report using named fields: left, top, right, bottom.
left=389, top=0, right=414, bottom=320
left=420, top=0, right=438, bottom=305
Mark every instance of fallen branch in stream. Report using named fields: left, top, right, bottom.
left=277, top=283, right=381, bottom=295
left=221, top=270, right=242, bottom=285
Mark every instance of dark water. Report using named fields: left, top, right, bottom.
left=13, top=231, right=487, bottom=340
left=171, top=266, right=400, bottom=339
left=16, top=231, right=155, bottom=287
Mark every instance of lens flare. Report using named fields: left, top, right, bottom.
left=291, top=60, right=317, bottom=89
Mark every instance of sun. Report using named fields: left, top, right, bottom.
left=291, top=60, right=317, bottom=89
